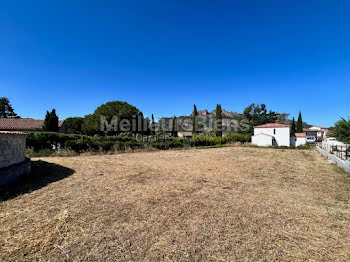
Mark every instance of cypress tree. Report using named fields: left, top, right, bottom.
left=138, top=112, right=144, bottom=135
left=291, top=117, right=296, bottom=134
left=43, top=109, right=59, bottom=132
left=296, top=111, right=303, bottom=133
left=50, top=109, right=59, bottom=132
left=192, top=104, right=198, bottom=135
left=216, top=104, right=223, bottom=137
left=172, top=116, right=177, bottom=137
left=43, top=111, right=51, bottom=131
left=151, top=114, right=156, bottom=136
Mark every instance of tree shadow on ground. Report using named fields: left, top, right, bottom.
left=0, top=160, right=74, bottom=202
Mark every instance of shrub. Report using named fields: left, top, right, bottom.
left=26, top=132, right=88, bottom=151
left=151, top=140, right=186, bottom=150
left=63, top=117, right=84, bottom=134
left=114, top=141, right=144, bottom=151
left=296, top=144, right=313, bottom=150
left=64, top=140, right=91, bottom=152
left=26, top=131, right=251, bottom=156
left=333, top=118, right=350, bottom=144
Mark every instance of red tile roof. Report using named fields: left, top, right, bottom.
left=303, top=128, right=324, bottom=132
left=0, top=131, right=27, bottom=135
left=0, top=118, right=64, bottom=131
left=293, top=133, right=306, bottom=137
left=254, top=123, right=290, bottom=128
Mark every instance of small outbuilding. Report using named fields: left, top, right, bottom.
left=290, top=133, right=307, bottom=147
left=0, top=131, right=31, bottom=186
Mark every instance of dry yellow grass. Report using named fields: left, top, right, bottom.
left=1, top=147, right=350, bottom=261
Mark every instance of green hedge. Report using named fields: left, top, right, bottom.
left=26, top=132, right=251, bottom=154
left=26, top=132, right=136, bottom=153
left=26, top=132, right=87, bottom=151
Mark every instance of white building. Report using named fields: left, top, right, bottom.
left=251, top=123, right=290, bottom=147
left=303, top=128, right=325, bottom=143
left=290, top=133, right=307, bottom=147
left=177, top=132, right=192, bottom=138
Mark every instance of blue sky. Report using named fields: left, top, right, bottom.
left=1, top=0, right=349, bottom=127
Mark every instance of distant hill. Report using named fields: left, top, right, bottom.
left=160, top=108, right=312, bottom=132
left=160, top=109, right=240, bottom=132
left=283, top=119, right=311, bottom=129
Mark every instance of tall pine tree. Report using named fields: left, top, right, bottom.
left=291, top=117, right=296, bottom=134
left=215, top=104, right=223, bottom=137
left=0, top=97, right=19, bottom=118
left=192, top=104, right=198, bottom=135
left=296, top=111, right=303, bottom=133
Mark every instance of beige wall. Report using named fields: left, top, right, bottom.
left=0, top=133, right=26, bottom=168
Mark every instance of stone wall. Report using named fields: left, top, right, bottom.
left=0, top=131, right=31, bottom=186
left=0, top=132, right=27, bottom=168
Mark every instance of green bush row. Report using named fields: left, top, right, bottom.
left=26, top=132, right=251, bottom=153
left=26, top=132, right=135, bottom=151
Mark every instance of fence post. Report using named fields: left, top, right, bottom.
left=347, top=145, right=349, bottom=161
left=341, top=146, right=343, bottom=160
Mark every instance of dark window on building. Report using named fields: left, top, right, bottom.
left=273, top=129, right=276, bottom=135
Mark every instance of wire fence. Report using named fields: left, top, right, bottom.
left=317, top=142, right=350, bottom=162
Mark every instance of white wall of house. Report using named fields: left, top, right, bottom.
left=291, top=137, right=307, bottom=147
left=251, top=134, right=273, bottom=147
left=253, top=127, right=290, bottom=147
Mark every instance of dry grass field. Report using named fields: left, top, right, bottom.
left=1, top=146, right=350, bottom=261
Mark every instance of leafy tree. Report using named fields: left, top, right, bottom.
left=43, top=109, right=59, bottom=132
left=291, top=117, right=296, bottom=134
left=333, top=118, right=350, bottom=144
left=238, top=103, right=289, bottom=134
left=297, top=111, right=303, bottom=133
left=192, top=104, right=198, bottom=135
left=216, top=104, right=223, bottom=137
left=276, top=113, right=289, bottom=124
left=0, top=97, right=19, bottom=118
left=172, top=116, right=177, bottom=137
left=238, top=104, right=288, bottom=134
left=81, top=101, right=141, bottom=136
left=63, top=117, right=84, bottom=134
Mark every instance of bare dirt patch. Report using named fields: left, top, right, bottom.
left=1, top=147, right=350, bottom=261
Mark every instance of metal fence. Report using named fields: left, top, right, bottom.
left=317, top=142, right=350, bottom=162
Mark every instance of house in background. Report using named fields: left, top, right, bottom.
left=177, top=132, right=192, bottom=138
left=303, top=127, right=325, bottom=143
left=0, top=118, right=65, bottom=133
left=291, top=133, right=307, bottom=147
left=309, top=126, right=329, bottom=135
left=251, top=123, right=290, bottom=147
